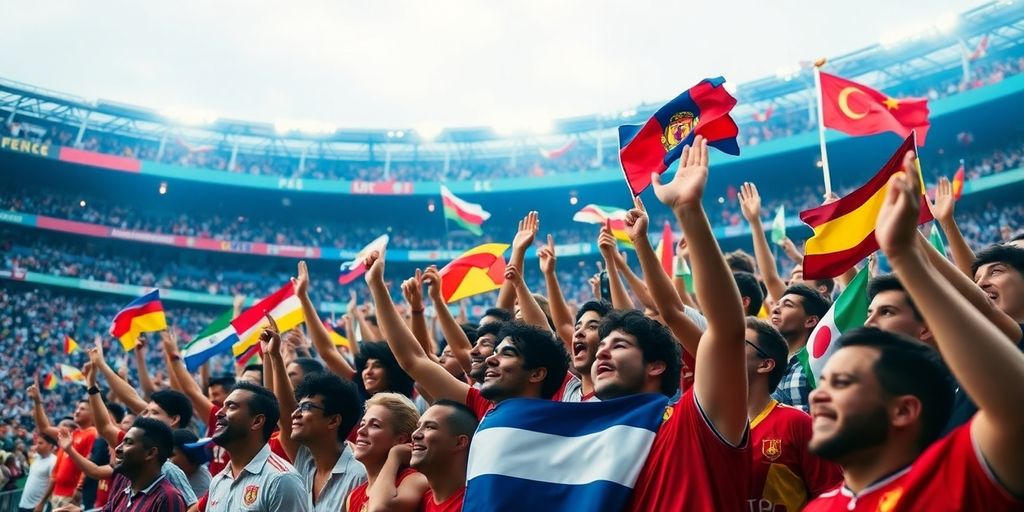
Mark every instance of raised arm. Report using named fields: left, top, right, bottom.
left=424, top=266, right=474, bottom=377
left=623, top=197, right=703, bottom=357
left=877, top=156, right=1024, bottom=495
left=90, top=341, right=148, bottom=414
left=612, top=250, right=660, bottom=313
left=652, top=136, right=747, bottom=445
left=366, top=251, right=471, bottom=404
left=161, top=332, right=215, bottom=422
left=134, top=337, right=157, bottom=399
left=598, top=223, right=636, bottom=310
left=262, top=315, right=300, bottom=462
left=538, top=234, right=576, bottom=345
left=56, top=428, right=114, bottom=480
left=781, top=237, right=804, bottom=265
left=930, top=176, right=977, bottom=277
left=27, top=377, right=59, bottom=440
left=739, top=182, right=787, bottom=302
left=294, top=261, right=357, bottom=380
left=83, top=358, right=122, bottom=446
left=496, top=211, right=539, bottom=311
left=401, top=269, right=438, bottom=360
left=503, top=264, right=551, bottom=331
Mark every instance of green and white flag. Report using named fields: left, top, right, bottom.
left=928, top=223, right=947, bottom=257
left=182, top=309, right=238, bottom=372
left=802, top=266, right=871, bottom=386
left=771, top=205, right=786, bottom=245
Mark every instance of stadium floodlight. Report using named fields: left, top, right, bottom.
left=416, top=123, right=444, bottom=142
left=160, top=107, right=218, bottom=126
left=274, top=119, right=336, bottom=136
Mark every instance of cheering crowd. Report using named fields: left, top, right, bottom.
left=2, top=136, right=1022, bottom=511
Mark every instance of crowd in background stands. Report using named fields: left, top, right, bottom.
left=0, top=53, right=1021, bottom=184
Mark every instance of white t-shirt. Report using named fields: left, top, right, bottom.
left=17, top=453, right=55, bottom=509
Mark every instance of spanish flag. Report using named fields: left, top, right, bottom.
left=109, top=290, right=167, bottom=351
left=799, top=134, right=933, bottom=279
left=438, top=243, right=509, bottom=303
left=64, top=335, right=79, bottom=354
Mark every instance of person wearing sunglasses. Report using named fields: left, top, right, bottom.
left=744, top=317, right=842, bottom=512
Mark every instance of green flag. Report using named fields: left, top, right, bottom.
left=771, top=205, right=786, bottom=245
left=928, top=223, right=947, bottom=257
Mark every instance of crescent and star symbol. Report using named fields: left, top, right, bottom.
left=838, top=86, right=901, bottom=119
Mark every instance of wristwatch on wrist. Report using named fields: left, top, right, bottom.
left=87, top=385, right=101, bottom=396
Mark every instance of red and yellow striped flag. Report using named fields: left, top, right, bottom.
left=64, top=335, right=79, bottom=354
left=799, top=134, right=932, bottom=279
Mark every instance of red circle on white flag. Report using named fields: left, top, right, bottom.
left=812, top=325, right=833, bottom=358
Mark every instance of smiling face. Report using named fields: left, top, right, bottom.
left=113, top=427, right=152, bottom=476
left=361, top=359, right=391, bottom=395
left=289, top=395, right=339, bottom=444
left=807, top=346, right=892, bottom=462
left=352, top=404, right=407, bottom=465
left=478, top=338, right=542, bottom=402
left=212, top=389, right=260, bottom=447
left=572, top=311, right=603, bottom=375
left=469, top=333, right=497, bottom=382
left=410, top=405, right=461, bottom=472
left=975, top=261, right=1024, bottom=321
left=591, top=329, right=664, bottom=400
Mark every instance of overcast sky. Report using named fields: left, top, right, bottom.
left=0, top=0, right=983, bottom=130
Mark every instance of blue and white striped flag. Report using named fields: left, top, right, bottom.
left=464, top=393, right=670, bottom=512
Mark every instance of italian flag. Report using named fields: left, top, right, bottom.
left=441, top=186, right=490, bottom=236
left=804, top=266, right=871, bottom=385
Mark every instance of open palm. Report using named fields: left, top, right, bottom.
left=512, top=211, right=539, bottom=252
left=653, top=136, right=709, bottom=211
left=930, top=176, right=955, bottom=223
left=738, top=182, right=762, bottom=223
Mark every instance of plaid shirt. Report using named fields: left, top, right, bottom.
left=771, top=355, right=811, bottom=412
left=103, top=473, right=187, bottom=512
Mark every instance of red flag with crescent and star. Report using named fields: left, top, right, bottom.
left=819, top=71, right=930, bottom=145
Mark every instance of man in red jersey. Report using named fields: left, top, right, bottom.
left=743, top=317, right=841, bottom=511
left=410, top=400, right=477, bottom=512
left=805, top=156, right=1024, bottom=511
left=594, top=135, right=750, bottom=511
left=28, top=383, right=97, bottom=509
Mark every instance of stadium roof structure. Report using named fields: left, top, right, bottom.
left=1, top=0, right=1023, bottom=165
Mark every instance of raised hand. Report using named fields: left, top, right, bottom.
left=738, top=182, right=762, bottom=223
left=347, top=290, right=358, bottom=315
left=588, top=273, right=602, bottom=299
left=512, top=211, right=539, bottom=252
left=57, top=427, right=73, bottom=451
left=422, top=266, right=444, bottom=303
left=27, top=376, right=41, bottom=403
left=623, top=196, right=649, bottom=243
left=930, top=176, right=955, bottom=223
left=538, top=234, right=557, bottom=274
left=401, top=269, right=425, bottom=311
left=87, top=345, right=103, bottom=368
left=652, top=135, right=709, bottom=211
left=83, top=362, right=97, bottom=387
left=292, top=260, right=310, bottom=297
left=260, top=313, right=282, bottom=356
left=160, top=331, right=179, bottom=358
left=597, top=221, right=618, bottom=257
left=364, top=250, right=385, bottom=284
left=875, top=151, right=923, bottom=258
left=503, top=264, right=523, bottom=284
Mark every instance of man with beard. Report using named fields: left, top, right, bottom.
left=559, top=300, right=612, bottom=402
left=804, top=157, right=1024, bottom=510
left=54, top=418, right=187, bottom=512
left=410, top=401, right=478, bottom=512
left=262, top=315, right=367, bottom=512
left=365, top=251, right=569, bottom=420
left=205, top=382, right=308, bottom=512
left=769, top=283, right=830, bottom=412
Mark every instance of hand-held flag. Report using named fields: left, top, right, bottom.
left=818, top=71, right=930, bottom=145
left=438, top=243, right=510, bottom=303
left=109, top=290, right=167, bottom=351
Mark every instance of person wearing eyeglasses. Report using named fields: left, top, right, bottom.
left=743, top=317, right=842, bottom=512
left=262, top=315, right=367, bottom=512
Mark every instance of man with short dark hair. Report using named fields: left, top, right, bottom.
left=100, top=418, right=186, bottom=511
left=561, top=300, right=613, bottom=402
left=972, top=244, right=1024, bottom=323
left=734, top=271, right=765, bottom=317
left=744, top=317, right=841, bottom=511
left=865, top=274, right=933, bottom=343
left=285, top=358, right=325, bottom=389
left=411, top=400, right=478, bottom=512
left=16, top=434, right=56, bottom=512
left=206, top=382, right=308, bottom=511
left=770, top=283, right=830, bottom=411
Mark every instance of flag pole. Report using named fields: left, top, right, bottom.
left=813, top=58, right=833, bottom=199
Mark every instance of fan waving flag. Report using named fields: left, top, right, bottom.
left=64, top=335, right=79, bottom=355
left=771, top=205, right=787, bottom=246
left=618, top=77, right=739, bottom=196
left=819, top=71, right=930, bottom=145
left=231, top=283, right=304, bottom=364
left=59, top=364, right=87, bottom=387
left=339, top=235, right=390, bottom=285
left=43, top=372, right=59, bottom=390
left=465, top=393, right=669, bottom=511
left=799, top=134, right=932, bottom=279
left=183, top=309, right=239, bottom=372
left=441, top=186, right=491, bottom=235
left=109, top=290, right=167, bottom=351
left=438, top=243, right=510, bottom=303
left=806, top=266, right=870, bottom=384
left=573, top=204, right=634, bottom=247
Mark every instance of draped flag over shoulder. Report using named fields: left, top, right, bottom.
left=339, top=235, right=390, bottom=285
left=109, top=290, right=167, bottom=351
left=231, top=283, right=304, bottom=364
left=183, top=309, right=238, bottom=372
left=441, top=186, right=491, bottom=236
left=438, top=243, right=509, bottom=303
left=799, top=134, right=932, bottom=279
left=573, top=204, right=634, bottom=247
left=806, top=266, right=871, bottom=384
left=465, top=393, right=669, bottom=511
left=819, top=71, right=930, bottom=145
left=618, top=77, right=739, bottom=196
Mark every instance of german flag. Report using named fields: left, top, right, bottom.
left=109, top=290, right=167, bottom=351
left=799, top=134, right=933, bottom=279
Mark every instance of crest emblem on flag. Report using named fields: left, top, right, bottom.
left=661, top=112, right=698, bottom=151
left=243, top=484, right=259, bottom=505
left=762, top=438, right=783, bottom=461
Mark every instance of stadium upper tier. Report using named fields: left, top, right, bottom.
left=0, top=0, right=1022, bottom=192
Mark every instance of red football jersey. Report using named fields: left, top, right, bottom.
left=347, top=468, right=419, bottom=512
left=625, top=390, right=751, bottom=512
left=748, top=400, right=842, bottom=511
left=804, top=421, right=1024, bottom=511
left=207, top=404, right=230, bottom=476
left=465, top=386, right=494, bottom=420
left=420, top=486, right=466, bottom=512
